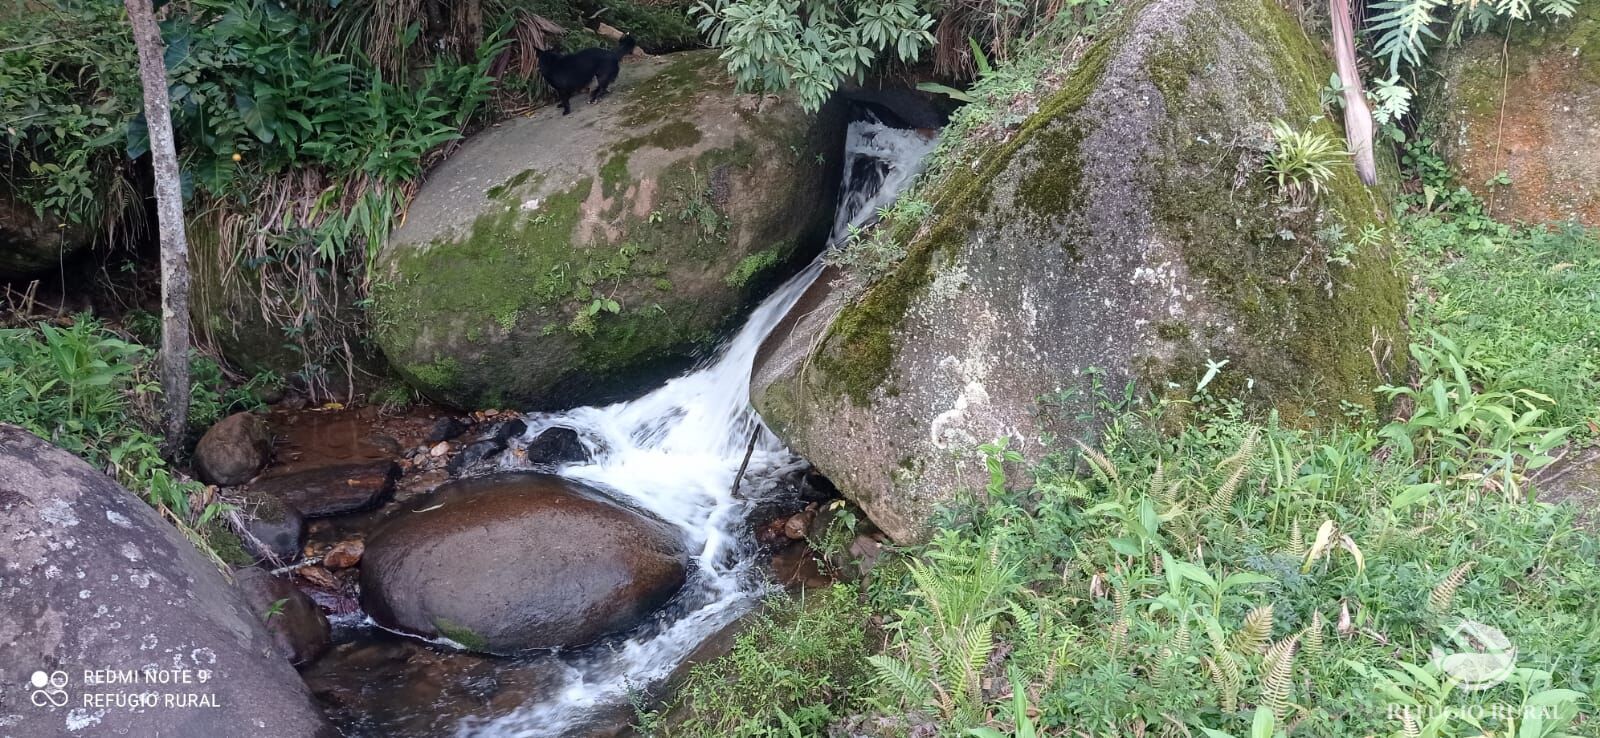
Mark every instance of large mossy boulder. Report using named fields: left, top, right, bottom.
left=373, top=51, right=845, bottom=409
left=0, top=188, right=93, bottom=282
left=753, top=0, right=1407, bottom=543
left=1427, top=9, right=1600, bottom=224
left=0, top=424, right=334, bottom=736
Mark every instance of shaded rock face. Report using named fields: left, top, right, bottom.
left=1429, top=10, right=1600, bottom=225
left=250, top=460, right=400, bottom=517
left=360, top=472, right=688, bottom=653
left=187, top=210, right=383, bottom=392
left=0, top=424, right=334, bottom=737
left=235, top=568, right=331, bottom=666
left=193, top=411, right=272, bottom=486
left=373, top=51, right=848, bottom=410
left=239, top=488, right=305, bottom=562
left=754, top=0, right=1407, bottom=543
left=0, top=189, right=93, bottom=281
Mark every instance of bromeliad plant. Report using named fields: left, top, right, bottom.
left=1264, top=119, right=1347, bottom=206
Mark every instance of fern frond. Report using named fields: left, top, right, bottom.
left=1428, top=561, right=1475, bottom=614
left=868, top=654, right=933, bottom=710
left=1207, top=431, right=1257, bottom=515
left=1202, top=653, right=1242, bottom=713
left=1230, top=604, right=1274, bottom=655
left=1368, top=0, right=1449, bottom=74
left=1302, top=610, right=1325, bottom=656
left=1400, top=706, right=1422, bottom=738
left=1288, top=518, right=1305, bottom=557
left=1173, top=617, right=1192, bottom=653
left=1260, top=635, right=1300, bottom=724
left=1149, top=460, right=1172, bottom=508
left=960, top=618, right=995, bottom=705
left=1075, top=440, right=1120, bottom=488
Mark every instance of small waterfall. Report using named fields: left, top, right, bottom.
left=458, top=116, right=938, bottom=737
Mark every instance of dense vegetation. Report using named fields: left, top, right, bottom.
left=653, top=5, right=1600, bottom=735
left=0, top=314, right=276, bottom=560
left=1, top=0, right=696, bottom=391
left=3, top=0, right=1597, bottom=734
left=657, top=198, right=1600, bottom=736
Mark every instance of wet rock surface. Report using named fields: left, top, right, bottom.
left=301, top=633, right=565, bottom=737
left=0, top=424, right=335, bottom=737
left=360, top=472, right=689, bottom=653
left=193, top=411, right=272, bottom=485
left=236, top=567, right=332, bottom=666
left=524, top=426, right=589, bottom=465
left=425, top=416, right=468, bottom=443
left=251, top=460, right=401, bottom=517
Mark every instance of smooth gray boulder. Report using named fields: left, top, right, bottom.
left=0, top=424, right=334, bottom=737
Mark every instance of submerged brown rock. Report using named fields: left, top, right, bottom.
left=360, top=472, right=688, bottom=653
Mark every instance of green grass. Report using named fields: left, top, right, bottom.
left=659, top=210, right=1600, bottom=736
left=1405, top=218, right=1600, bottom=432
left=0, top=316, right=268, bottom=562
left=647, top=585, right=873, bottom=737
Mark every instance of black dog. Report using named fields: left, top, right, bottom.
left=537, top=36, right=636, bottom=115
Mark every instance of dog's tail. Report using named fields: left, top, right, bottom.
left=617, top=35, right=637, bottom=56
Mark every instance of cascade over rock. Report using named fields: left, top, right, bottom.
left=753, top=0, right=1408, bottom=543
left=1427, top=8, right=1600, bottom=225
left=372, top=51, right=846, bottom=410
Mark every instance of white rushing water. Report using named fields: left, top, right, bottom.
left=459, top=116, right=938, bottom=737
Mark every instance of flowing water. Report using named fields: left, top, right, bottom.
left=456, top=116, right=938, bottom=737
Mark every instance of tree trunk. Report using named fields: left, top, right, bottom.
left=125, top=0, right=191, bottom=456
left=1330, top=0, right=1377, bottom=185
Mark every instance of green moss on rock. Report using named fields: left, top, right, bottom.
left=814, top=35, right=1115, bottom=404
left=433, top=618, right=490, bottom=651
left=374, top=51, right=845, bottom=408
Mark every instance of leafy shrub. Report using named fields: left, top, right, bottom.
left=147, top=0, right=505, bottom=194
left=0, top=318, right=197, bottom=516
left=0, top=1, right=139, bottom=224
left=691, top=0, right=936, bottom=111
left=0, top=317, right=279, bottom=567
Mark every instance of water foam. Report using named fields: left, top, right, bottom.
left=459, top=116, right=937, bottom=737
